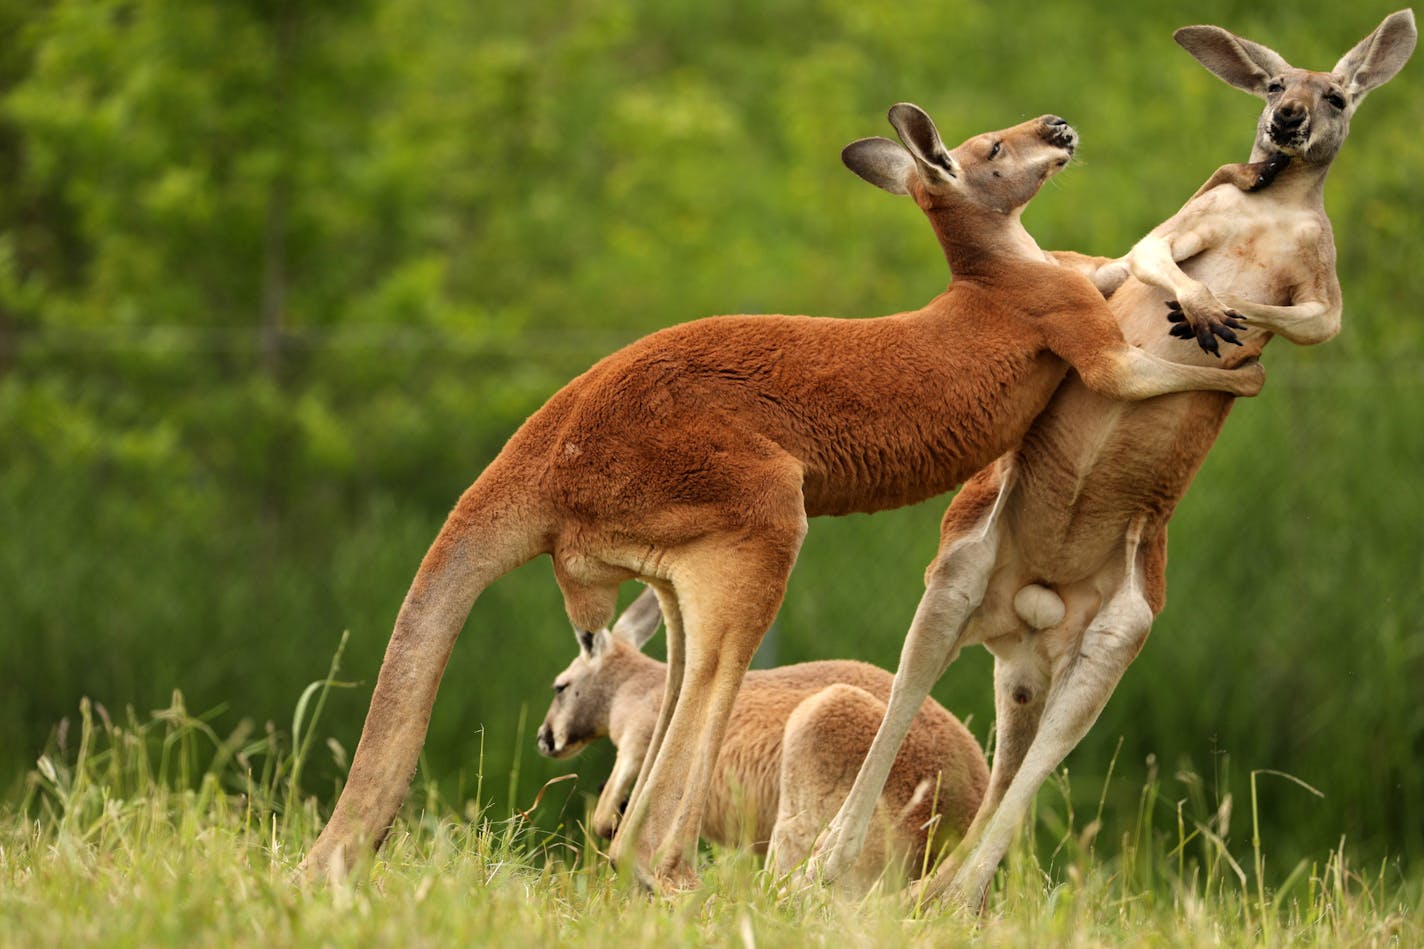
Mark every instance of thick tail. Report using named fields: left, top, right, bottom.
left=301, top=468, right=548, bottom=879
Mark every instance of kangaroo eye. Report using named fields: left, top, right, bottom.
left=988, top=141, right=1002, bottom=159
left=1325, top=91, right=1346, bottom=109
left=1266, top=79, right=1285, bottom=94
left=553, top=682, right=568, bottom=695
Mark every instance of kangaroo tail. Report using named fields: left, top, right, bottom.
left=302, top=464, right=549, bottom=879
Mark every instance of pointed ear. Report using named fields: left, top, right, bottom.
left=610, top=586, right=662, bottom=651
left=575, top=627, right=604, bottom=659
left=887, top=102, right=959, bottom=183
left=1174, top=25, right=1292, bottom=96
left=841, top=137, right=914, bottom=194
left=1333, top=9, right=1416, bottom=101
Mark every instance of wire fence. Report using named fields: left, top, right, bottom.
left=5, top=322, right=1424, bottom=384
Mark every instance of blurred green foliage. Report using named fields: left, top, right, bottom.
left=1, top=0, right=1420, bottom=876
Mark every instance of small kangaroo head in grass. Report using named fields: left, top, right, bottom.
left=536, top=588, right=662, bottom=759
left=1174, top=10, right=1415, bottom=166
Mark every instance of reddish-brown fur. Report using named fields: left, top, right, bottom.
left=300, top=105, right=1259, bottom=889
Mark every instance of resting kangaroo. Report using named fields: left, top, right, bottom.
left=535, top=587, right=988, bottom=891
left=809, top=12, right=1417, bottom=908
left=301, top=104, right=1262, bottom=890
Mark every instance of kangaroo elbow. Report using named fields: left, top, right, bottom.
left=1299, top=315, right=1342, bottom=346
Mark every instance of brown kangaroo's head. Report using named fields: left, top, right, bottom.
left=536, top=587, right=663, bottom=759
left=843, top=103, right=1078, bottom=217
left=1175, top=10, right=1416, bottom=166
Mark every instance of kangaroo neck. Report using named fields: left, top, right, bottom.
left=607, top=652, right=669, bottom=749
left=923, top=204, right=1047, bottom=280
left=1249, top=146, right=1330, bottom=208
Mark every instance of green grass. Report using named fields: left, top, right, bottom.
left=2, top=690, right=1418, bottom=947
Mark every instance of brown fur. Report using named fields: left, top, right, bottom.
left=300, top=104, right=1260, bottom=889
left=807, top=12, right=1416, bottom=909
left=535, top=597, right=987, bottom=892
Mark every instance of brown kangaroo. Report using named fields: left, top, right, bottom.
left=807, top=11, right=1417, bottom=909
left=536, top=587, right=988, bottom=893
left=300, top=104, right=1260, bottom=891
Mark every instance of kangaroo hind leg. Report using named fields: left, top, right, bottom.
left=610, top=518, right=805, bottom=892
left=929, top=519, right=1157, bottom=910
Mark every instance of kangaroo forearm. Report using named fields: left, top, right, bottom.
left=1225, top=296, right=1340, bottom=345
left=1078, top=346, right=1263, bottom=400
left=1127, top=233, right=1203, bottom=298
left=1049, top=250, right=1130, bottom=297
left=593, top=749, right=645, bottom=838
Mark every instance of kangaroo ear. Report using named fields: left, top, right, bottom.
left=1333, top=9, right=1416, bottom=101
left=841, top=137, right=914, bottom=194
left=1174, top=25, right=1292, bottom=97
left=886, top=102, right=959, bottom=183
left=610, top=586, right=663, bottom=651
left=575, top=628, right=601, bottom=658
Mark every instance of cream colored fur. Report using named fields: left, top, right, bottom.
left=807, top=12, right=1416, bottom=909
left=536, top=588, right=988, bottom=892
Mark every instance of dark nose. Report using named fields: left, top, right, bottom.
left=1276, top=103, right=1306, bottom=128
left=1041, top=115, right=1076, bottom=150
left=537, top=725, right=554, bottom=754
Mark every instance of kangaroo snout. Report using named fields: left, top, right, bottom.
left=1039, top=115, right=1077, bottom=154
left=1274, top=102, right=1306, bottom=127
left=537, top=723, right=557, bottom=756
left=1268, top=101, right=1309, bottom=149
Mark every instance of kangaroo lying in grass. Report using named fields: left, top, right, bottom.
left=808, top=11, right=1417, bottom=908
left=536, top=587, right=989, bottom=892
left=302, top=104, right=1262, bottom=891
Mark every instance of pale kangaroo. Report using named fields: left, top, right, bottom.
left=301, top=104, right=1262, bottom=890
left=535, top=587, right=988, bottom=892
left=808, top=12, right=1417, bottom=908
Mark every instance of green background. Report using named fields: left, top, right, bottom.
left=2, top=0, right=1420, bottom=876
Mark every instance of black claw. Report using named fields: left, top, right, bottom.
left=1197, top=329, right=1220, bottom=357
left=1223, top=315, right=1246, bottom=331
left=1169, top=324, right=1195, bottom=340
left=1218, top=326, right=1243, bottom=346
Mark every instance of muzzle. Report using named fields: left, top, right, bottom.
left=1042, top=115, right=1078, bottom=154
left=1268, top=103, right=1309, bottom=150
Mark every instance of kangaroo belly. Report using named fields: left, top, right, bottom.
left=798, top=352, right=1067, bottom=516
left=1007, top=376, right=1232, bottom=583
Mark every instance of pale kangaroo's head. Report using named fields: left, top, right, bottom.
left=536, top=587, right=663, bottom=759
left=1175, top=10, right=1416, bottom=166
left=842, top=103, right=1078, bottom=217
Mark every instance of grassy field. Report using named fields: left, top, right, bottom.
left=2, top=690, right=1418, bottom=948
left=4, top=0, right=1422, bottom=874
left=3, top=7, right=1421, bottom=943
